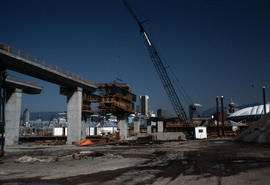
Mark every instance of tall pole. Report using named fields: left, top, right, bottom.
left=216, top=96, right=220, bottom=137
left=263, top=86, right=266, bottom=115
left=221, top=96, right=225, bottom=137
left=0, top=68, right=6, bottom=158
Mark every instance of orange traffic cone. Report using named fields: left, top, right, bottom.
left=78, top=139, right=94, bottom=146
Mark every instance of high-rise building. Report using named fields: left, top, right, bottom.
left=228, top=99, right=237, bottom=113
left=135, top=105, right=140, bottom=114
left=157, top=109, right=167, bottom=118
left=22, top=108, right=30, bottom=123
left=139, top=95, right=149, bottom=115
left=188, top=103, right=202, bottom=120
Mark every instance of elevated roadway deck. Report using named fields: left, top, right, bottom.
left=6, top=76, right=42, bottom=94
left=0, top=43, right=96, bottom=92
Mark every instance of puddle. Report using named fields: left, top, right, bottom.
left=184, top=165, right=195, bottom=174
left=139, top=145, right=270, bottom=180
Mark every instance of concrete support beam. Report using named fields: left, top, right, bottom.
left=147, top=125, right=152, bottom=135
left=133, top=121, right=140, bottom=134
left=5, top=88, right=22, bottom=146
left=67, top=87, right=82, bottom=144
left=81, top=120, right=86, bottom=139
left=157, top=121, right=164, bottom=133
left=0, top=48, right=97, bottom=92
left=6, top=76, right=42, bottom=94
left=118, top=120, right=128, bottom=140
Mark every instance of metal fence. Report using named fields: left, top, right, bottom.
left=0, top=43, right=94, bottom=85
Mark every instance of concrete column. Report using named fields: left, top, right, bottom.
left=118, top=119, right=128, bottom=140
left=5, top=88, right=22, bottom=146
left=67, top=87, right=82, bottom=144
left=133, top=121, right=140, bottom=134
left=157, top=121, right=164, bottom=133
left=81, top=120, right=86, bottom=139
left=147, top=125, right=152, bottom=135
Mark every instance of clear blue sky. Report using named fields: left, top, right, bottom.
left=1, top=0, right=270, bottom=114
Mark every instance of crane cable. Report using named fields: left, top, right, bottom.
left=132, top=8, right=194, bottom=107
left=157, top=47, right=193, bottom=106
left=123, top=0, right=193, bottom=113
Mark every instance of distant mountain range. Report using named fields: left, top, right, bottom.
left=29, top=103, right=262, bottom=120
left=30, top=111, right=66, bottom=121
left=201, top=102, right=261, bottom=117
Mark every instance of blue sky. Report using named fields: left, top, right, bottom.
left=1, top=0, right=270, bottom=114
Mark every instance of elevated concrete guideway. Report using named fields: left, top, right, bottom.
left=0, top=44, right=96, bottom=92
left=6, top=76, right=43, bottom=94
left=0, top=43, right=97, bottom=145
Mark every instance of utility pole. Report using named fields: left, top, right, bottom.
left=221, top=96, right=225, bottom=136
left=216, top=96, right=220, bottom=137
left=263, top=86, right=266, bottom=115
left=0, top=67, right=7, bottom=158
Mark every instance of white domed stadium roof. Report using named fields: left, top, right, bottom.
left=229, top=104, right=270, bottom=117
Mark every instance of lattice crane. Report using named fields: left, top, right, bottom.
left=123, top=0, right=187, bottom=122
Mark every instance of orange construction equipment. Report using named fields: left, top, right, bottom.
left=78, top=139, right=94, bottom=146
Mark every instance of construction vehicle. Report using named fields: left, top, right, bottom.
left=123, top=0, right=188, bottom=122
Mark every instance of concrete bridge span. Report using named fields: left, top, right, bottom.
left=0, top=45, right=96, bottom=92
left=0, top=43, right=97, bottom=145
left=6, top=76, right=42, bottom=94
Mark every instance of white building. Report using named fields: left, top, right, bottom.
left=229, top=104, right=270, bottom=117
left=86, top=121, right=117, bottom=136
left=53, top=127, right=67, bottom=136
left=228, top=104, right=270, bottom=122
left=195, top=126, right=207, bottom=139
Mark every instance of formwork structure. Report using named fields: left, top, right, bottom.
left=61, top=82, right=136, bottom=119
left=94, top=82, right=136, bottom=118
left=82, top=93, right=100, bottom=116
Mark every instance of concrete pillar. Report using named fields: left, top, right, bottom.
left=67, top=87, right=82, bottom=144
left=118, top=119, right=128, bottom=140
left=81, top=120, right=86, bottom=139
left=157, top=121, right=164, bottom=133
left=147, top=125, right=152, bottom=135
left=133, top=121, right=140, bottom=134
left=5, top=88, right=22, bottom=146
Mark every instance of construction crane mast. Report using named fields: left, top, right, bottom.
left=123, top=0, right=187, bottom=122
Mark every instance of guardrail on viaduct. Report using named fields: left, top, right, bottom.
left=0, top=43, right=93, bottom=85
left=6, top=76, right=41, bottom=88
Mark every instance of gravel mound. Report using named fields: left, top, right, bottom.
left=235, top=113, right=270, bottom=144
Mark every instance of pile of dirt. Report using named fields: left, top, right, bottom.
left=235, top=113, right=270, bottom=144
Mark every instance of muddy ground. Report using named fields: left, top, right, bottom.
left=1, top=138, right=270, bottom=185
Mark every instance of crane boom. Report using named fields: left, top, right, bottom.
left=123, top=0, right=187, bottom=121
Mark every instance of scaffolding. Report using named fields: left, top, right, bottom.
left=94, top=82, right=136, bottom=118
left=60, top=81, right=136, bottom=119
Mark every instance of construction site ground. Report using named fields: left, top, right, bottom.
left=1, top=138, right=270, bottom=185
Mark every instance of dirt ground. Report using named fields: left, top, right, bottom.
left=1, top=138, right=270, bottom=185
